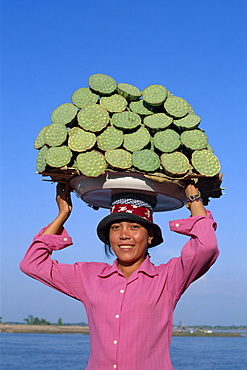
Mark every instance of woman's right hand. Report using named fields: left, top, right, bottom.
left=42, top=182, right=72, bottom=235
left=56, top=182, right=72, bottom=217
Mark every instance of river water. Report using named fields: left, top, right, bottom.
left=1, top=333, right=246, bottom=369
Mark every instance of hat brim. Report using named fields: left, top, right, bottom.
left=97, top=212, right=163, bottom=248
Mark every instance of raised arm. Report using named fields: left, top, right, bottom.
left=167, top=180, right=220, bottom=301
left=20, top=183, right=85, bottom=301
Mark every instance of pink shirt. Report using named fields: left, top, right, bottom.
left=20, top=211, right=219, bottom=370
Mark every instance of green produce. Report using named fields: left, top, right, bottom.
left=181, top=129, right=208, bottom=151
left=132, top=149, right=160, bottom=172
left=36, top=145, right=48, bottom=172
left=67, top=127, right=81, bottom=136
left=68, top=128, right=96, bottom=152
left=51, top=103, right=78, bottom=126
left=88, top=73, right=117, bottom=95
left=160, top=152, right=190, bottom=177
left=129, top=99, right=154, bottom=116
left=76, top=150, right=107, bottom=177
left=71, top=87, right=98, bottom=108
left=100, top=94, right=127, bottom=113
left=154, top=129, right=181, bottom=153
left=97, top=126, right=123, bottom=151
left=142, top=84, right=168, bottom=106
left=173, top=113, right=201, bottom=131
left=105, top=149, right=132, bottom=169
left=34, top=126, right=47, bottom=149
left=78, top=103, right=109, bottom=132
left=191, top=149, right=221, bottom=177
left=44, top=123, right=67, bottom=147
left=143, top=113, right=173, bottom=132
left=46, top=146, right=72, bottom=168
left=34, top=72, right=222, bottom=199
left=123, top=127, right=150, bottom=152
left=164, top=96, right=190, bottom=118
left=111, top=111, right=141, bottom=130
left=117, top=82, right=142, bottom=101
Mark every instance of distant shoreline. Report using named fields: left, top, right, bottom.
left=0, top=324, right=90, bottom=335
left=0, top=324, right=245, bottom=337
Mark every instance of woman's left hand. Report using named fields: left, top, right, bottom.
left=185, top=181, right=207, bottom=216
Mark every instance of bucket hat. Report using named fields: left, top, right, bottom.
left=97, top=193, right=163, bottom=247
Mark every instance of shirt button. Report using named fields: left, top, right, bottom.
left=63, top=238, right=68, bottom=241
left=113, top=365, right=117, bottom=368
left=175, top=223, right=180, bottom=228
left=115, top=315, right=119, bottom=318
left=113, top=340, right=117, bottom=344
left=120, top=289, right=124, bottom=293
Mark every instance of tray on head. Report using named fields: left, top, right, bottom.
left=69, top=172, right=186, bottom=211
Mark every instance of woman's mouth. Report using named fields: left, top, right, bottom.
left=119, top=245, right=134, bottom=250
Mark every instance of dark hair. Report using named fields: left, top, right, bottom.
left=104, top=243, right=114, bottom=258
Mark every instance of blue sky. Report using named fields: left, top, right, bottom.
left=1, top=0, right=247, bottom=326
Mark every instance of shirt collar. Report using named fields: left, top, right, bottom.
left=98, top=260, right=119, bottom=278
left=98, top=257, right=158, bottom=278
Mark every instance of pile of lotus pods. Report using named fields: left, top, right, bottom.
left=34, top=73, right=221, bottom=185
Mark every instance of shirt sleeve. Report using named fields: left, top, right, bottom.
left=19, top=226, right=85, bottom=302
left=167, top=210, right=219, bottom=302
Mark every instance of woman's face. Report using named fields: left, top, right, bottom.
left=109, top=221, right=153, bottom=267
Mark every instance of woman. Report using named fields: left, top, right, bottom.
left=20, top=182, right=219, bottom=370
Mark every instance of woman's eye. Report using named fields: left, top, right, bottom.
left=111, top=225, right=119, bottom=230
left=131, top=224, right=140, bottom=229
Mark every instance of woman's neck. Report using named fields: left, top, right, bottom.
left=117, top=257, right=146, bottom=279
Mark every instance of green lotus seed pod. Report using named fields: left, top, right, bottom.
left=51, top=103, right=78, bottom=126
left=78, top=103, right=109, bottom=132
left=67, top=127, right=82, bottom=136
left=105, top=149, right=132, bottom=169
left=142, top=84, right=168, bottom=106
left=160, top=152, right=190, bottom=177
left=45, top=123, right=67, bottom=147
left=88, top=73, right=117, bottom=96
left=97, top=126, right=123, bottom=151
left=46, top=146, right=72, bottom=168
left=68, top=128, right=96, bottom=152
left=129, top=99, right=154, bottom=116
left=143, top=113, right=173, bottom=132
left=71, top=87, right=98, bottom=108
left=117, top=83, right=142, bottom=101
left=154, top=129, right=181, bottom=153
left=191, top=149, right=221, bottom=177
left=100, top=94, right=127, bottom=113
left=164, top=96, right=190, bottom=118
left=76, top=150, right=107, bottom=177
left=173, top=113, right=201, bottom=131
left=111, top=111, right=141, bottom=130
left=34, top=126, right=48, bottom=149
left=207, top=143, right=214, bottom=152
left=181, top=129, right=208, bottom=151
left=132, top=149, right=160, bottom=172
left=36, top=145, right=48, bottom=172
left=123, top=127, right=150, bottom=152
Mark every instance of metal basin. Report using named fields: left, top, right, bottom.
left=69, top=172, right=186, bottom=211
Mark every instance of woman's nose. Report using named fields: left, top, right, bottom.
left=119, top=227, right=131, bottom=239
